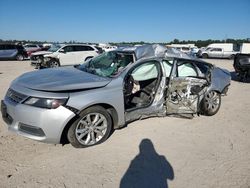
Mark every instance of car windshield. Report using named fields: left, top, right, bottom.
left=48, top=45, right=61, bottom=52
left=78, top=51, right=134, bottom=77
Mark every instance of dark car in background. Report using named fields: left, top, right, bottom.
left=0, top=44, right=28, bottom=61
left=233, top=53, right=250, bottom=81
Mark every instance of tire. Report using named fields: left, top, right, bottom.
left=67, top=106, right=112, bottom=148
left=202, top=53, right=208, bottom=59
left=201, top=91, right=221, bottom=116
left=230, top=54, right=235, bottom=60
left=16, top=54, right=24, bottom=61
left=49, top=59, right=60, bottom=68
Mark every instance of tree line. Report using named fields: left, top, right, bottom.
left=0, top=38, right=249, bottom=48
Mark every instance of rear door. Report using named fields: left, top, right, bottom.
left=166, top=59, right=209, bottom=114
left=74, top=45, right=98, bottom=63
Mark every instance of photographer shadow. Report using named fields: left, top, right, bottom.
left=120, top=139, right=174, bottom=188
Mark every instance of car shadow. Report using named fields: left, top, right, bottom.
left=230, top=71, right=250, bottom=83
left=120, top=139, right=174, bottom=188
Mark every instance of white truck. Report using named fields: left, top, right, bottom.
left=206, top=43, right=233, bottom=51
left=198, top=43, right=239, bottom=59
left=240, top=43, right=250, bottom=54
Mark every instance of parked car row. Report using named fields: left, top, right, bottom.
left=23, top=44, right=50, bottom=57
left=1, top=44, right=231, bottom=148
left=0, top=44, right=28, bottom=60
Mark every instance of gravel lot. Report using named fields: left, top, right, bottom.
left=0, top=59, right=249, bottom=188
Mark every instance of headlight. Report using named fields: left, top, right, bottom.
left=23, top=97, right=68, bottom=109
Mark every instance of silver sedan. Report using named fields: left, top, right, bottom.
left=1, top=45, right=231, bottom=148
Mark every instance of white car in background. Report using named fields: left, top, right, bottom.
left=102, top=45, right=117, bottom=52
left=33, top=44, right=100, bottom=68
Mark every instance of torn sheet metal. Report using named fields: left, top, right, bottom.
left=166, top=77, right=208, bottom=114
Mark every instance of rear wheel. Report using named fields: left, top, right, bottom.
left=201, top=91, right=221, bottom=116
left=67, top=106, right=112, bottom=148
left=16, top=54, right=24, bottom=61
left=202, top=53, right=208, bottom=58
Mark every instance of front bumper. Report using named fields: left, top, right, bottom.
left=1, top=98, right=75, bottom=144
left=30, top=60, right=40, bottom=66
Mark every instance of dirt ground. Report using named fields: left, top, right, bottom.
left=0, top=59, right=249, bottom=188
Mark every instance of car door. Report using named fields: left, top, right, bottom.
left=123, top=60, right=164, bottom=122
left=165, top=59, right=209, bottom=115
left=4, top=45, right=17, bottom=58
left=0, top=45, right=5, bottom=58
left=59, top=45, right=76, bottom=65
left=73, top=45, right=88, bottom=63
left=208, top=48, right=222, bottom=58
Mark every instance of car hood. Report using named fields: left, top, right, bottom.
left=12, top=67, right=112, bottom=92
left=31, top=51, right=52, bottom=56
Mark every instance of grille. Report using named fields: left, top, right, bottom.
left=6, top=89, right=27, bottom=104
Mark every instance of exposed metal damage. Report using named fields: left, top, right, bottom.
left=166, top=77, right=208, bottom=114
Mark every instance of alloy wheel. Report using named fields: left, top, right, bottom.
left=75, top=113, right=108, bottom=146
left=204, top=91, right=220, bottom=113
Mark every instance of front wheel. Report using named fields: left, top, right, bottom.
left=201, top=91, right=221, bottom=116
left=67, top=106, right=112, bottom=148
left=48, top=59, right=60, bottom=68
left=230, top=54, right=235, bottom=60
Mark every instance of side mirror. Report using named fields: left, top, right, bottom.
left=59, top=49, right=65, bottom=53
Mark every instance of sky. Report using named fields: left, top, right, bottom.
left=0, top=0, right=249, bottom=43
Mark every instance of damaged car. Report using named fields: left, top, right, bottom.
left=1, top=44, right=231, bottom=148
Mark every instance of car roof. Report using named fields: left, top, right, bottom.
left=115, top=44, right=198, bottom=61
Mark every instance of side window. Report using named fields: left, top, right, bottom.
left=74, top=46, right=85, bottom=51
left=177, top=61, right=197, bottom=77
left=0, top=45, right=4, bottom=50
left=74, top=45, right=94, bottom=51
left=211, top=48, right=222, bottom=52
left=131, top=61, right=159, bottom=81
left=86, top=46, right=94, bottom=51
left=195, top=62, right=210, bottom=75
left=162, top=60, right=173, bottom=77
left=63, top=46, right=74, bottom=52
left=182, top=47, right=190, bottom=51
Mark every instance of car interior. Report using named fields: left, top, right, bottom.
left=124, top=61, right=161, bottom=110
